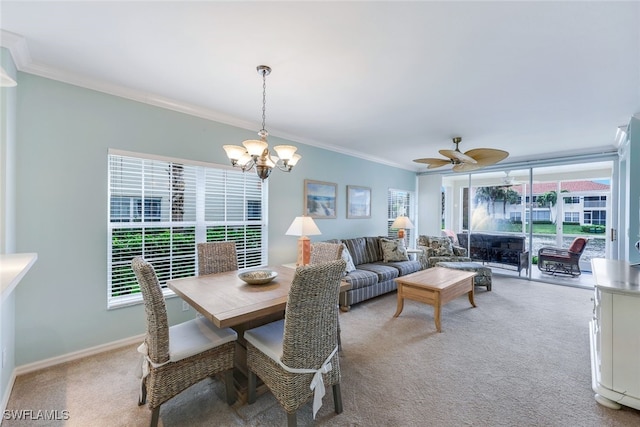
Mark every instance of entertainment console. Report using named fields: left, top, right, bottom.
left=457, top=232, right=529, bottom=276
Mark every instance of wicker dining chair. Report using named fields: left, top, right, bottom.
left=197, top=241, right=238, bottom=275
left=310, top=242, right=344, bottom=351
left=245, top=259, right=346, bottom=427
left=310, top=242, right=344, bottom=265
left=131, top=257, right=237, bottom=427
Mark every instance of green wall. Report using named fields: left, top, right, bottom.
left=13, top=73, right=416, bottom=365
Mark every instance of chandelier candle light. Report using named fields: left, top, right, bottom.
left=223, top=65, right=301, bottom=180
left=286, top=216, right=322, bottom=266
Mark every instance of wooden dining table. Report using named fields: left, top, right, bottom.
left=166, top=264, right=350, bottom=402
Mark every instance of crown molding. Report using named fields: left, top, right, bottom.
left=0, top=30, right=31, bottom=69
left=0, top=30, right=413, bottom=171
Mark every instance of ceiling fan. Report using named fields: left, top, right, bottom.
left=500, top=171, right=523, bottom=187
left=413, top=137, right=509, bottom=172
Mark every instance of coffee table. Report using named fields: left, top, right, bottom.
left=393, top=267, right=477, bottom=332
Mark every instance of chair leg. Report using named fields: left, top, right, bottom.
left=247, top=370, right=257, bottom=404
left=149, top=406, right=160, bottom=427
left=224, top=370, right=235, bottom=405
left=333, top=383, right=343, bottom=414
left=337, top=314, right=342, bottom=352
left=287, top=411, right=297, bottom=427
left=138, top=377, right=147, bottom=405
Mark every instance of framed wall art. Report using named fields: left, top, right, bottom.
left=347, top=185, right=371, bottom=219
left=304, top=180, right=337, bottom=218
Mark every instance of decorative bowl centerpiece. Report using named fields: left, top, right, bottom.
left=238, top=269, right=278, bottom=285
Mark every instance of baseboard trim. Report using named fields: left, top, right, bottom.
left=15, top=334, right=145, bottom=376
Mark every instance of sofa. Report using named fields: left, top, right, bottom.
left=416, top=235, right=471, bottom=269
left=325, top=236, right=422, bottom=311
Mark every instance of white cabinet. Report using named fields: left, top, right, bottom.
left=590, top=258, right=640, bottom=410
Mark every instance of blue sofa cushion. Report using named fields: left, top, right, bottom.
left=384, top=260, right=422, bottom=276
left=357, top=263, right=399, bottom=282
left=343, top=269, right=379, bottom=290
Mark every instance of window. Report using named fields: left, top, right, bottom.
left=584, top=210, right=606, bottom=225
left=584, top=196, right=606, bottom=208
left=563, top=196, right=580, bottom=204
left=510, top=212, right=522, bottom=222
left=387, top=188, right=415, bottom=245
left=564, top=212, right=580, bottom=223
left=108, top=151, right=267, bottom=308
left=525, top=210, right=551, bottom=222
left=110, top=196, right=162, bottom=222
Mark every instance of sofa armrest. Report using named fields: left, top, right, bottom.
left=415, top=245, right=430, bottom=270
left=452, top=245, right=468, bottom=257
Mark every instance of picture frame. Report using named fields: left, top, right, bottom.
left=304, top=180, right=337, bottom=218
left=347, top=185, right=371, bottom=219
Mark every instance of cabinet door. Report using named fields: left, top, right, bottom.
left=612, top=293, right=640, bottom=397
left=598, top=290, right=613, bottom=389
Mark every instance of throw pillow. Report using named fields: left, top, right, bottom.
left=430, top=237, right=453, bottom=256
left=380, top=238, right=409, bottom=262
left=341, top=244, right=356, bottom=273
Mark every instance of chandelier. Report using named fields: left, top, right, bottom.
left=223, top=65, right=301, bottom=180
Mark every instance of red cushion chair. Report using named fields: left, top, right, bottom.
left=537, top=237, right=588, bottom=276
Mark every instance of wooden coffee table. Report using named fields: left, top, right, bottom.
left=393, top=267, right=477, bottom=332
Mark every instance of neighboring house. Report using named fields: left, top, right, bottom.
left=473, top=180, right=610, bottom=226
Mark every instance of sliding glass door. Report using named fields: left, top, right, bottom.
left=442, top=160, right=614, bottom=286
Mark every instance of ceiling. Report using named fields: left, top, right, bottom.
left=1, top=1, right=639, bottom=171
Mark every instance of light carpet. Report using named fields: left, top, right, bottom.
left=5, top=276, right=640, bottom=426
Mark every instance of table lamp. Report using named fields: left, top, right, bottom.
left=391, top=215, right=414, bottom=245
left=286, top=216, right=321, bottom=266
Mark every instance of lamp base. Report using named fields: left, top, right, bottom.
left=297, top=236, right=311, bottom=266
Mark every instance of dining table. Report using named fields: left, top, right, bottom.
left=166, top=264, right=350, bottom=402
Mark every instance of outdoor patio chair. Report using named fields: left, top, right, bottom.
left=197, top=241, right=238, bottom=275
left=132, top=257, right=237, bottom=427
left=537, top=237, right=588, bottom=277
left=245, top=259, right=346, bottom=427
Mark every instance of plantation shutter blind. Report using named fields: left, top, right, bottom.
left=108, top=151, right=267, bottom=308
left=387, top=188, right=414, bottom=245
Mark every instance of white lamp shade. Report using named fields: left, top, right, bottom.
left=285, top=216, right=321, bottom=236
left=237, top=152, right=252, bottom=166
left=273, top=145, right=297, bottom=161
left=391, top=216, right=414, bottom=230
left=223, top=145, right=247, bottom=160
left=242, top=139, right=268, bottom=156
left=288, top=153, right=302, bottom=166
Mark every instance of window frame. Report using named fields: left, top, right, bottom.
left=107, top=149, right=268, bottom=309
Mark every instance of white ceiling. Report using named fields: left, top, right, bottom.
left=1, top=1, right=638, bottom=171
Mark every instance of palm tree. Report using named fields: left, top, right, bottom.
left=475, top=186, right=507, bottom=217
left=537, top=190, right=557, bottom=223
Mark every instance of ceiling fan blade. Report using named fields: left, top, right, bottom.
left=464, top=148, right=509, bottom=166
left=413, top=158, right=451, bottom=169
left=439, top=149, right=477, bottom=164
left=452, top=162, right=484, bottom=173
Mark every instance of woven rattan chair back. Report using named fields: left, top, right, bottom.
left=197, top=242, right=238, bottom=275
left=282, top=259, right=345, bottom=369
left=132, top=256, right=170, bottom=365
left=310, top=242, right=344, bottom=265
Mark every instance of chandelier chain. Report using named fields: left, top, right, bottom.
left=261, top=70, right=267, bottom=133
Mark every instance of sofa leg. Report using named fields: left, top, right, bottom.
left=339, top=305, right=350, bottom=312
